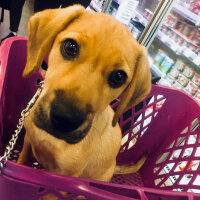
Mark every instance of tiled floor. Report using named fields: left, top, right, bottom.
left=0, top=0, right=34, bottom=40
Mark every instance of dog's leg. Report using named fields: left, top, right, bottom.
left=17, top=133, right=33, bottom=166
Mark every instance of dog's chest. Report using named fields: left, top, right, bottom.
left=29, top=131, right=66, bottom=172
left=25, top=108, right=122, bottom=179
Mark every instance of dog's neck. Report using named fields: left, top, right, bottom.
left=89, top=106, right=114, bottom=136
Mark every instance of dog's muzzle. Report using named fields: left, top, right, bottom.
left=50, top=101, right=86, bottom=133
left=33, top=97, right=93, bottom=144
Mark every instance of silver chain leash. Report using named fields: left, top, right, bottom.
left=0, top=81, right=44, bottom=174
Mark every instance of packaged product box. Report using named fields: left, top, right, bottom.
left=165, top=75, right=176, bottom=85
left=182, top=66, right=195, bottom=79
left=192, top=73, right=200, bottom=86
left=165, top=14, right=178, bottom=28
left=160, top=25, right=168, bottom=33
left=177, top=74, right=189, bottom=87
left=191, top=0, right=200, bottom=15
left=175, top=21, right=185, bottom=32
left=154, top=49, right=166, bottom=67
left=160, top=56, right=175, bottom=74
left=173, top=81, right=184, bottom=90
left=169, top=68, right=180, bottom=79
left=144, top=8, right=153, bottom=20
left=185, top=81, right=198, bottom=96
left=174, top=59, right=185, bottom=72
left=187, top=28, right=197, bottom=41
left=194, top=90, right=200, bottom=102
left=182, top=25, right=191, bottom=37
left=193, top=30, right=200, bottom=44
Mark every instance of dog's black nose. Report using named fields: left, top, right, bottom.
left=50, top=101, right=86, bottom=133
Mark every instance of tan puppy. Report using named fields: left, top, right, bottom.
left=18, top=5, right=151, bottom=182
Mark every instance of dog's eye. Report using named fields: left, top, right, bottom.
left=108, top=70, right=127, bottom=88
left=61, top=39, right=79, bottom=60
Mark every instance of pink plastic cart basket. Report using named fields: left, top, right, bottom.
left=1, top=37, right=200, bottom=200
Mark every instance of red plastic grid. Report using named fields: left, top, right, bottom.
left=153, top=118, right=200, bottom=193
left=113, top=90, right=200, bottom=194
left=111, top=94, right=166, bottom=154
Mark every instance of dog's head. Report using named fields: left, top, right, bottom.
left=24, top=5, right=151, bottom=144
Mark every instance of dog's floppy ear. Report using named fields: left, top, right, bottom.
left=112, top=46, right=151, bottom=126
left=23, top=5, right=85, bottom=77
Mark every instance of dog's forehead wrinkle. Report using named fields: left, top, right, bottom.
left=66, top=13, right=133, bottom=44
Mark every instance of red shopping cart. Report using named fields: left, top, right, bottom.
left=0, top=37, right=200, bottom=200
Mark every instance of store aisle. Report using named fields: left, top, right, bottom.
left=0, top=0, right=34, bottom=40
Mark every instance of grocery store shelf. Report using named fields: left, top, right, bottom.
left=156, top=31, right=179, bottom=54
left=167, top=26, right=199, bottom=48
left=145, top=8, right=152, bottom=15
left=156, top=31, right=200, bottom=69
left=173, top=2, right=200, bottom=26
left=149, top=56, right=166, bottom=78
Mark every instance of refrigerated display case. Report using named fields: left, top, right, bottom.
left=140, top=0, right=200, bottom=192
left=102, top=0, right=200, bottom=192
left=103, top=0, right=163, bottom=40
left=103, top=0, right=175, bottom=84
left=148, top=0, right=200, bottom=98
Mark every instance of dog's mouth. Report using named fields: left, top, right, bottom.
left=33, top=103, right=94, bottom=144
left=52, top=121, right=92, bottom=144
left=47, top=120, right=93, bottom=144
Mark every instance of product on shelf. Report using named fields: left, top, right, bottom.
left=160, top=56, right=175, bottom=74
left=191, top=0, right=200, bottom=15
left=153, top=49, right=166, bottom=67
left=166, top=75, right=176, bottom=85
left=190, top=29, right=200, bottom=47
left=193, top=55, right=200, bottom=66
left=165, top=14, right=178, bottom=28
left=174, top=34, right=182, bottom=44
left=177, top=74, right=189, bottom=86
left=175, top=20, right=185, bottom=32
left=182, top=66, right=195, bottom=79
left=159, top=10, right=200, bottom=63
left=185, top=81, right=198, bottom=95
left=194, top=90, right=200, bottom=102
left=174, top=59, right=186, bottom=72
left=160, top=25, right=168, bottom=34
left=143, top=8, right=153, bottom=21
left=192, top=73, right=200, bottom=86
left=177, top=0, right=200, bottom=16
left=173, top=81, right=184, bottom=90
left=152, top=0, right=200, bottom=104
left=182, top=24, right=191, bottom=36
left=169, top=68, right=180, bottom=79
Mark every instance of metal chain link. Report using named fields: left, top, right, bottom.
left=0, top=81, right=44, bottom=174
